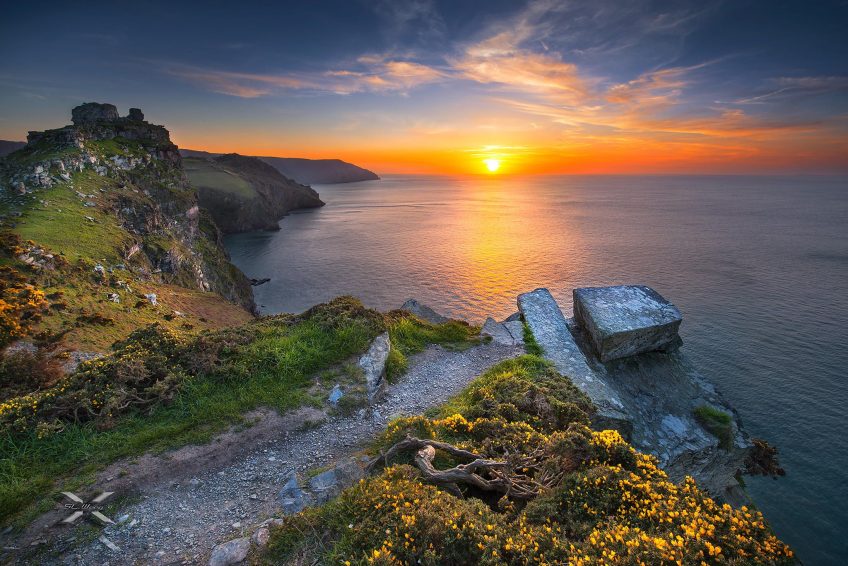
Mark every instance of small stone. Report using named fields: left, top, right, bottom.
left=231, top=522, right=241, bottom=529
left=208, top=537, right=250, bottom=566
left=359, top=332, right=391, bottom=401
left=399, top=298, right=448, bottom=324
left=328, top=384, right=343, bottom=405
left=251, top=527, right=270, bottom=548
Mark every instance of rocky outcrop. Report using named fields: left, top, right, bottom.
left=185, top=153, right=324, bottom=234
left=2, top=103, right=255, bottom=312
left=399, top=299, right=448, bottom=324
left=519, top=287, right=751, bottom=501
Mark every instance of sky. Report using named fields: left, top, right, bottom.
left=1, top=0, right=847, bottom=175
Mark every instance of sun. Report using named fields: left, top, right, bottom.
left=484, top=158, right=501, bottom=173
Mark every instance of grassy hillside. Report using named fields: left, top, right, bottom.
left=0, top=296, right=480, bottom=526
left=183, top=157, right=256, bottom=198
left=263, top=356, right=795, bottom=565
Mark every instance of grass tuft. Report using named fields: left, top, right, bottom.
left=694, top=405, right=734, bottom=450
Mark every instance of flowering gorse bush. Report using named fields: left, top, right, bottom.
left=265, top=356, right=793, bottom=565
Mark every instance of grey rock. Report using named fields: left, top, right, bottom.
left=328, top=384, right=343, bottom=405
left=399, top=298, right=448, bottom=324
left=359, top=332, right=390, bottom=401
left=481, top=317, right=516, bottom=346
left=277, top=475, right=308, bottom=515
left=72, top=102, right=119, bottom=125
left=520, top=287, right=751, bottom=498
left=518, top=288, right=631, bottom=434
left=307, top=459, right=363, bottom=503
left=208, top=537, right=250, bottom=566
left=144, top=293, right=157, bottom=306
left=502, top=321, right=525, bottom=346
left=573, top=285, right=682, bottom=362
left=127, top=108, right=145, bottom=121
left=251, top=527, right=270, bottom=548
left=504, top=311, right=522, bottom=322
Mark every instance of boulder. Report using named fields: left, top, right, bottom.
left=399, top=299, right=448, bottom=324
left=71, top=102, right=119, bottom=125
left=481, top=317, right=516, bottom=346
left=573, top=285, right=682, bottom=362
left=277, top=475, right=308, bottom=515
left=308, top=459, right=364, bottom=503
left=359, top=332, right=390, bottom=401
left=208, top=537, right=250, bottom=566
left=127, top=108, right=144, bottom=121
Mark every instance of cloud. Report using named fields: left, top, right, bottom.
left=166, top=57, right=445, bottom=98
left=729, top=75, right=848, bottom=104
left=371, top=0, right=446, bottom=45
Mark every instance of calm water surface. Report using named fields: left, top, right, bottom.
left=226, top=175, right=848, bottom=565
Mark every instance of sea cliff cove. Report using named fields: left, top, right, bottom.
left=1, top=2, right=847, bottom=565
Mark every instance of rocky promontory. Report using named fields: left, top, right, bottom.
left=184, top=153, right=324, bottom=234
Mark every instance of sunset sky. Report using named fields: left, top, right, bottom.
left=1, top=0, right=847, bottom=174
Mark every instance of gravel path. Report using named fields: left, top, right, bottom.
left=34, top=341, right=521, bottom=565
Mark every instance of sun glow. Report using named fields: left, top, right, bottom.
left=484, top=158, right=501, bottom=173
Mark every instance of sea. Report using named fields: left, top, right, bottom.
left=225, top=174, right=848, bottom=565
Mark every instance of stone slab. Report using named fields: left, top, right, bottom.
left=573, top=285, right=682, bottom=362
left=518, top=288, right=631, bottom=434
left=481, top=317, right=516, bottom=345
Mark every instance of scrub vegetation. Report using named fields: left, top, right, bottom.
left=263, top=356, right=794, bottom=565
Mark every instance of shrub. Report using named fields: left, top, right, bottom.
left=694, top=405, right=733, bottom=450
left=264, top=357, right=794, bottom=565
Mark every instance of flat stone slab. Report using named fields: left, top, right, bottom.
left=518, top=288, right=631, bottom=433
left=573, top=285, right=682, bottom=362
left=481, top=317, right=517, bottom=346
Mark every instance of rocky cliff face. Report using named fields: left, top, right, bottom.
left=185, top=153, right=324, bottom=234
left=1, top=102, right=255, bottom=313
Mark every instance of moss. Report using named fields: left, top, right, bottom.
left=694, top=405, right=733, bottom=450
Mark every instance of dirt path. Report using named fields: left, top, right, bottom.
left=20, top=341, right=521, bottom=565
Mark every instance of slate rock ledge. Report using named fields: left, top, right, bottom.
left=519, top=286, right=750, bottom=501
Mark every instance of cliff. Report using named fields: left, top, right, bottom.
left=184, top=153, right=324, bottom=234
left=180, top=149, right=379, bottom=185
left=0, top=102, right=255, bottom=354
left=0, top=140, right=25, bottom=157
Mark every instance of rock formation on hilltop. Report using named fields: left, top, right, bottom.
left=0, top=102, right=256, bottom=353
left=184, top=153, right=324, bottom=234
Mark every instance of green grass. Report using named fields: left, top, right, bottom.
left=0, top=301, right=381, bottom=526
left=694, top=405, right=733, bottom=450
left=385, top=315, right=481, bottom=382
left=522, top=320, right=543, bottom=356
left=14, top=171, right=133, bottom=263
left=183, top=157, right=256, bottom=198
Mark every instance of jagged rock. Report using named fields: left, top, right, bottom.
left=71, top=102, right=119, bottom=125
left=399, top=299, right=448, bottom=324
left=481, top=317, right=517, bottom=345
left=308, top=459, right=364, bottom=503
left=127, top=108, right=144, bottom=121
left=519, top=288, right=631, bottom=433
left=359, top=332, right=390, bottom=401
left=208, top=537, right=250, bottom=566
left=573, top=285, right=682, bottom=362
left=503, top=312, right=522, bottom=322
left=144, top=293, right=157, bottom=306
left=14, top=182, right=26, bottom=195
left=107, top=293, right=120, bottom=303
left=277, top=475, right=309, bottom=515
